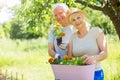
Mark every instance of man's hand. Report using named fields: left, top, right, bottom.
left=55, top=53, right=61, bottom=60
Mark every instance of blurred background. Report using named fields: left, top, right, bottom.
left=0, top=0, right=120, bottom=80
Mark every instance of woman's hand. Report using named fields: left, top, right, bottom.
left=81, top=55, right=97, bottom=65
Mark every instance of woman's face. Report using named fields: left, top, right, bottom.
left=54, top=7, right=68, bottom=26
left=69, top=13, right=86, bottom=29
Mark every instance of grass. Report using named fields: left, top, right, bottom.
left=0, top=35, right=120, bottom=80
left=103, top=35, right=120, bottom=80
left=0, top=38, right=53, bottom=80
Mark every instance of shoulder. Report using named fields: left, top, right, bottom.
left=67, top=25, right=76, bottom=33
left=90, top=27, right=103, bottom=33
left=90, top=27, right=103, bottom=38
left=49, top=24, right=56, bottom=31
left=91, top=27, right=103, bottom=32
left=71, top=32, right=77, bottom=38
left=69, top=25, right=74, bottom=31
left=64, top=25, right=73, bottom=29
left=64, top=25, right=73, bottom=33
left=50, top=24, right=55, bottom=28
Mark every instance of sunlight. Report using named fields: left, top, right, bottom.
left=0, top=0, right=21, bottom=24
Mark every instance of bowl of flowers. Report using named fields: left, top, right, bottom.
left=48, top=55, right=95, bottom=80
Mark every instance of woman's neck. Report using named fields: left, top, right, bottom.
left=77, top=25, right=90, bottom=38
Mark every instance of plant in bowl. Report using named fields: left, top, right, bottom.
left=48, top=55, right=95, bottom=80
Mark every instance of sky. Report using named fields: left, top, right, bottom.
left=0, top=0, right=21, bottom=24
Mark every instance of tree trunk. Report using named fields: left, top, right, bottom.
left=108, top=12, right=120, bottom=39
left=102, top=3, right=120, bottom=39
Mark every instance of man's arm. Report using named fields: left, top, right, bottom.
left=48, top=24, right=56, bottom=57
left=68, top=37, right=73, bottom=57
left=48, top=43, right=56, bottom=57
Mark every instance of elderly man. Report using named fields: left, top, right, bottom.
left=48, top=3, right=73, bottom=59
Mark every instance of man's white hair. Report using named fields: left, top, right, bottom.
left=52, top=3, right=69, bottom=13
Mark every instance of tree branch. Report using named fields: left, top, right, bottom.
left=109, top=0, right=120, bottom=19
left=110, top=0, right=119, bottom=6
left=75, top=0, right=103, bottom=11
left=39, top=1, right=49, bottom=14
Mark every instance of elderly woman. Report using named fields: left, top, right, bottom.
left=67, top=8, right=107, bottom=80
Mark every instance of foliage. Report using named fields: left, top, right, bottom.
left=9, top=0, right=115, bottom=39
left=0, top=0, right=117, bottom=39
left=48, top=55, right=85, bottom=65
left=9, top=19, right=41, bottom=39
left=12, top=0, right=52, bottom=39
left=0, top=25, right=5, bottom=38
left=86, top=8, right=116, bottom=34
left=0, top=22, right=11, bottom=38
left=9, top=20, right=25, bottom=39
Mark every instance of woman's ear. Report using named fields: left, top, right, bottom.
left=66, top=9, right=70, bottom=16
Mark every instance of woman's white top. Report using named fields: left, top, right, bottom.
left=71, top=27, right=103, bottom=71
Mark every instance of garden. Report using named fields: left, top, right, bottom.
left=0, top=35, right=120, bottom=80
left=0, top=0, right=120, bottom=80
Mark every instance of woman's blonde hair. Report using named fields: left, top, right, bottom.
left=68, top=8, right=87, bottom=23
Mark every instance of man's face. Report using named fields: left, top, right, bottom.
left=54, top=7, right=67, bottom=26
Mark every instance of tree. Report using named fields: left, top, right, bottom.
left=75, top=0, right=120, bottom=39
left=11, top=0, right=116, bottom=39
left=12, top=0, right=52, bottom=39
